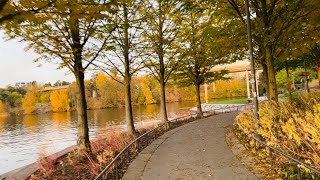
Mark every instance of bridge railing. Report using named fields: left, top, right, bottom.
left=95, top=104, right=251, bottom=180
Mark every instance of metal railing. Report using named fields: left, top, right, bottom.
left=237, top=119, right=320, bottom=178
left=95, top=104, right=251, bottom=180
left=252, top=135, right=320, bottom=178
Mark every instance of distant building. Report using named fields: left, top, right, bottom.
left=15, top=82, right=26, bottom=87
left=15, top=81, right=37, bottom=88
left=203, top=60, right=263, bottom=103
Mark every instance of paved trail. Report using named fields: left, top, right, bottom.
left=123, top=112, right=258, bottom=180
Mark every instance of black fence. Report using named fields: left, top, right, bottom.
left=237, top=124, right=320, bottom=179
left=95, top=104, right=251, bottom=180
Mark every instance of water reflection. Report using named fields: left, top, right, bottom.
left=143, top=104, right=158, bottom=120
left=0, top=101, right=196, bottom=175
left=52, top=112, right=71, bottom=128
left=0, top=116, right=7, bottom=136
left=23, top=115, right=38, bottom=129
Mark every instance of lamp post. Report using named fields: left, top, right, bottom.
left=244, top=0, right=259, bottom=121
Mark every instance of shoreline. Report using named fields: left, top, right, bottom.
left=0, top=119, right=162, bottom=178
left=2, top=100, right=196, bottom=118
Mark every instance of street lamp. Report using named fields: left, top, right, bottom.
left=244, top=0, right=259, bottom=121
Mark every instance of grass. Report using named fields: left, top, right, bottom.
left=209, top=98, right=248, bottom=104
left=278, top=91, right=299, bottom=98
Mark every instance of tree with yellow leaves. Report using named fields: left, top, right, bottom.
left=95, top=72, right=107, bottom=93
left=50, top=90, right=70, bottom=112
left=22, top=87, right=38, bottom=114
left=4, top=0, right=118, bottom=151
left=0, top=100, right=7, bottom=116
left=139, top=81, right=156, bottom=105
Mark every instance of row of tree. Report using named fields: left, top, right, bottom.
left=0, top=0, right=238, bottom=152
left=1, top=0, right=319, bottom=153
left=1, top=74, right=197, bottom=114
left=220, top=0, right=320, bottom=101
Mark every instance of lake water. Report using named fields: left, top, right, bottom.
left=0, top=101, right=196, bottom=175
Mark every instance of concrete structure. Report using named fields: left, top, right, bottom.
left=206, top=60, right=263, bottom=102
left=0, top=146, right=76, bottom=180
left=41, top=85, right=69, bottom=92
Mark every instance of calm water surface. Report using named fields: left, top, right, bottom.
left=0, top=101, right=196, bottom=175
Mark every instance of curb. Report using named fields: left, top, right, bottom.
left=0, top=145, right=76, bottom=180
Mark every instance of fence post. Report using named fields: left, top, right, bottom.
left=269, top=148, right=273, bottom=166
left=127, top=148, right=130, bottom=163
left=115, top=160, right=119, bottom=180
left=297, top=164, right=301, bottom=180
left=136, top=139, right=140, bottom=151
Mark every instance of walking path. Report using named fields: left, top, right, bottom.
left=123, top=112, right=258, bottom=180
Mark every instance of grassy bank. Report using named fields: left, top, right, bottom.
left=209, top=98, right=248, bottom=104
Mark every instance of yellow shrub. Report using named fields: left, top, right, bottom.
left=235, top=91, right=320, bottom=169
left=235, top=109, right=255, bottom=135
left=22, top=87, right=38, bottom=114
left=50, top=90, right=70, bottom=112
left=210, top=79, right=246, bottom=98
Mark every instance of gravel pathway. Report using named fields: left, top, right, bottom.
left=123, top=112, right=258, bottom=180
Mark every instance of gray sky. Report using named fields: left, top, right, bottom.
left=0, top=32, right=75, bottom=88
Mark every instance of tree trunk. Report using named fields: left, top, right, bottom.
left=75, top=68, right=91, bottom=152
left=124, top=73, right=135, bottom=134
left=195, top=83, right=203, bottom=117
left=70, top=14, right=91, bottom=152
left=123, top=2, right=135, bottom=134
left=159, top=73, right=168, bottom=125
left=265, top=45, right=278, bottom=102
left=158, top=0, right=169, bottom=127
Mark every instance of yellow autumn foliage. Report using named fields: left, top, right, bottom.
left=95, top=72, right=107, bottom=92
left=139, top=82, right=156, bottom=105
left=236, top=91, right=320, bottom=171
left=50, top=90, right=70, bottom=112
left=22, top=87, right=38, bottom=114
left=0, top=100, right=7, bottom=116
left=210, top=79, right=246, bottom=98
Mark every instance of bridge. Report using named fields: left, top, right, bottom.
left=41, top=85, right=69, bottom=92
left=204, top=60, right=263, bottom=103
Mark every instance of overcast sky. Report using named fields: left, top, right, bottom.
left=0, top=32, right=75, bottom=88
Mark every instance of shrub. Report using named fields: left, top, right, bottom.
left=235, top=91, right=320, bottom=177
left=210, top=79, right=246, bottom=99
